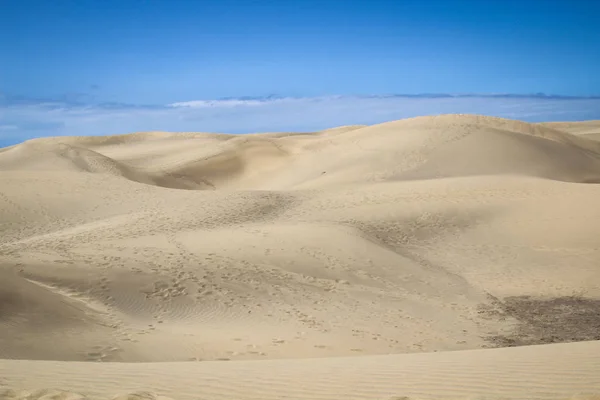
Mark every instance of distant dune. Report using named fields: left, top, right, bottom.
left=1, top=114, right=599, bottom=399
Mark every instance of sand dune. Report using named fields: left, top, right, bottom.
left=541, top=120, right=600, bottom=135
left=541, top=121, right=600, bottom=142
left=1, top=114, right=599, bottom=398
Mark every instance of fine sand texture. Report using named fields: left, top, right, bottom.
left=1, top=114, right=600, bottom=399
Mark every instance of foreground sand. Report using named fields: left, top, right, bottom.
left=1, top=115, right=600, bottom=398
left=1, top=341, right=600, bottom=400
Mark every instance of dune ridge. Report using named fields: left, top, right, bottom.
left=2, top=115, right=600, bottom=192
left=1, top=114, right=599, bottom=399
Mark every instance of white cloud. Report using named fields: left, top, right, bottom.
left=169, top=98, right=293, bottom=108
left=1, top=95, right=600, bottom=147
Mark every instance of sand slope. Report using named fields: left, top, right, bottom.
left=1, top=114, right=599, bottom=398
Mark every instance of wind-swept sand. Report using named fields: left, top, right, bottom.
left=1, top=114, right=599, bottom=399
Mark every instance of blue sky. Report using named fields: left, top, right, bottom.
left=1, top=0, right=599, bottom=146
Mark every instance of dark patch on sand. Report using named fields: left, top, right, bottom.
left=479, top=295, right=600, bottom=347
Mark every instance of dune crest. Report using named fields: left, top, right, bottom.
left=2, top=114, right=599, bottom=191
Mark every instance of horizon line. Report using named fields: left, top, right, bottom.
left=2, top=92, right=600, bottom=109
